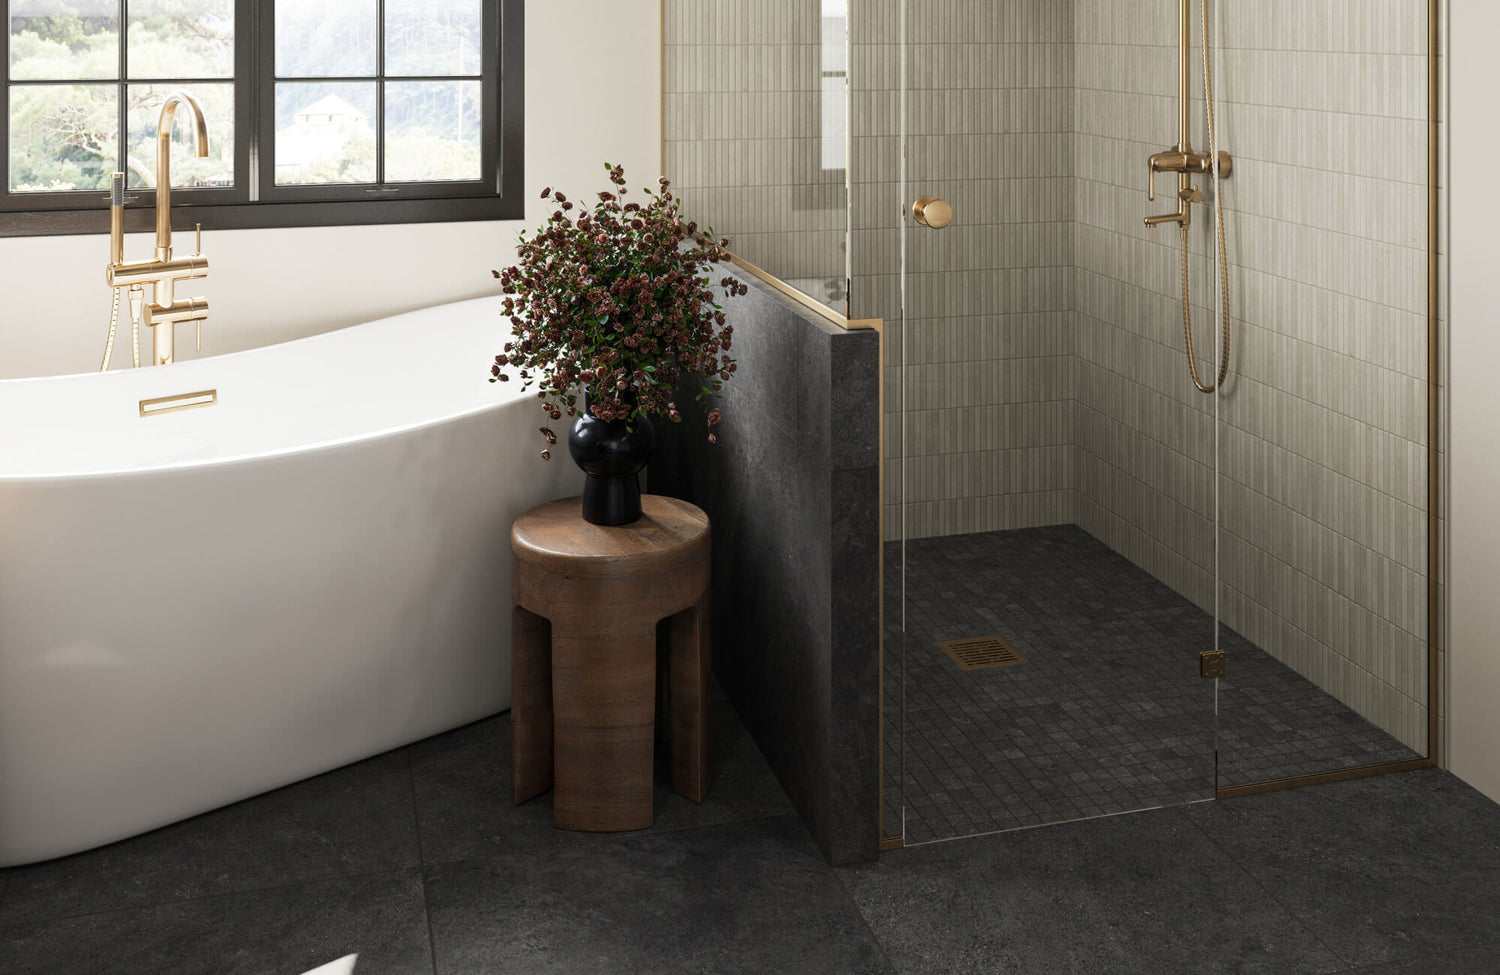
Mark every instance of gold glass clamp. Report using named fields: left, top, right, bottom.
left=1200, top=650, right=1227, bottom=680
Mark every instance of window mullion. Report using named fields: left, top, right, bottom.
left=118, top=0, right=128, bottom=182
left=242, top=0, right=258, bottom=203
left=375, top=0, right=384, bottom=188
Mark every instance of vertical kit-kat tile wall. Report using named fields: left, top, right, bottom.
left=663, top=0, right=1436, bottom=760
left=1211, top=0, right=1433, bottom=752
left=662, top=0, right=849, bottom=310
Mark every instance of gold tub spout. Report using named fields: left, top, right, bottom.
left=154, top=90, right=209, bottom=264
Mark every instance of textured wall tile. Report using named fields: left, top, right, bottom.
left=666, top=0, right=1435, bottom=754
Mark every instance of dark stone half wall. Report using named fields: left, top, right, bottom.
left=649, top=274, right=881, bottom=865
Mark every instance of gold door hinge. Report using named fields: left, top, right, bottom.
left=1200, top=650, right=1227, bottom=680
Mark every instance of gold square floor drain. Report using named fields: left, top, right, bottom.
left=939, top=635, right=1027, bottom=671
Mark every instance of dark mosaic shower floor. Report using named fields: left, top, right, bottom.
left=883, top=525, right=1422, bottom=845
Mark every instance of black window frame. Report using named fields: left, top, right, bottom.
left=0, top=0, right=524, bottom=238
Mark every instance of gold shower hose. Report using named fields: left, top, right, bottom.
left=1180, top=0, right=1232, bottom=394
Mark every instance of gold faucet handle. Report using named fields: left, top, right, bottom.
left=1148, top=150, right=1184, bottom=202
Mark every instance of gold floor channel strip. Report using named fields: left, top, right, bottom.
left=939, top=635, right=1027, bottom=671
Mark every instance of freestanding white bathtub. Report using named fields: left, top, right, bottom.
left=0, top=297, right=577, bottom=866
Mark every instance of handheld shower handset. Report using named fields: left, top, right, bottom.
left=100, top=173, right=127, bottom=372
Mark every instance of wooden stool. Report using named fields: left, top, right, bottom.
left=510, top=495, right=711, bottom=831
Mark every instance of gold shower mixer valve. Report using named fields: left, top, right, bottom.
left=1147, top=148, right=1233, bottom=202
left=1145, top=147, right=1233, bottom=229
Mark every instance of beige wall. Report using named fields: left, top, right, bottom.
left=885, top=2, right=1076, bottom=541
left=1215, top=0, right=1432, bottom=752
left=0, top=0, right=663, bottom=381
left=1074, top=0, right=1433, bottom=751
left=1072, top=0, right=1218, bottom=612
left=667, top=1, right=1438, bottom=753
left=1448, top=0, right=1500, bottom=801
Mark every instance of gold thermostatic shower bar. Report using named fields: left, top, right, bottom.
left=1145, top=0, right=1234, bottom=395
left=1145, top=0, right=1231, bottom=230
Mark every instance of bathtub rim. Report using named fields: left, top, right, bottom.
left=0, top=296, right=559, bottom=483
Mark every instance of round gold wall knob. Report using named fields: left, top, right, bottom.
left=912, top=196, right=953, bottom=230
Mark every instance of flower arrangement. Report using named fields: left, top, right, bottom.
left=490, top=163, right=747, bottom=458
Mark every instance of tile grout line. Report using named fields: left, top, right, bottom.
left=0, top=864, right=422, bottom=932
left=405, top=747, right=441, bottom=975
left=828, top=858, right=903, bottom=974
left=1168, top=802, right=1355, bottom=972
left=415, top=809, right=809, bottom=874
left=1336, top=941, right=1500, bottom=973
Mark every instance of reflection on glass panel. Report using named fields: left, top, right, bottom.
left=128, top=0, right=234, bottom=79
left=9, top=83, right=117, bottom=191
left=820, top=76, right=846, bottom=171
left=821, top=0, right=847, bottom=172
left=276, top=0, right=376, bottom=78
left=384, top=80, right=480, bottom=182
left=125, top=84, right=234, bottom=189
left=821, top=0, right=847, bottom=73
left=274, top=82, right=376, bottom=184
left=385, top=0, right=481, bottom=77
left=9, top=0, right=118, bottom=81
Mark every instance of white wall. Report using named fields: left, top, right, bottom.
left=1449, top=0, right=1500, bottom=801
left=0, top=0, right=662, bottom=380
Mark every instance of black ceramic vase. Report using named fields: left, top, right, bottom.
left=568, top=392, right=656, bottom=526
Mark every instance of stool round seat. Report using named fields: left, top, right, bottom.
left=509, top=495, right=712, bottom=832
left=511, top=495, right=709, bottom=578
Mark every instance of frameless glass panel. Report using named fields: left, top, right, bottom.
left=820, top=0, right=847, bottom=172
left=384, top=79, right=480, bottom=182
left=127, top=0, right=234, bottom=79
left=8, top=0, right=118, bottom=81
left=1213, top=0, right=1432, bottom=788
left=273, top=81, right=376, bottom=184
left=276, top=0, right=376, bottom=78
left=126, top=83, right=234, bottom=189
left=888, top=0, right=1219, bottom=846
left=384, top=0, right=481, bottom=77
left=8, top=83, right=116, bottom=192
left=820, top=76, right=846, bottom=172
left=659, top=0, right=849, bottom=315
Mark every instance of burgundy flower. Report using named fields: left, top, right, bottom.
left=489, top=163, right=741, bottom=456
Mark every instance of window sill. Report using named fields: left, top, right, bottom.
left=0, top=195, right=524, bottom=238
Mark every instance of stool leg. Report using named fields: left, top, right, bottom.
left=552, top=624, right=657, bottom=831
left=511, top=606, right=553, bottom=805
left=669, top=592, right=711, bottom=804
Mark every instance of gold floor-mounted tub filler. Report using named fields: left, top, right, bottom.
left=1144, top=0, right=1233, bottom=396
left=102, top=89, right=212, bottom=372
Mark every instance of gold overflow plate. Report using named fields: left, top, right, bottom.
left=139, top=388, right=217, bottom=417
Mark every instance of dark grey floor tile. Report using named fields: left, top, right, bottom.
left=1181, top=770, right=1500, bottom=968
left=839, top=807, right=1344, bottom=975
left=425, top=815, right=892, bottom=975
left=410, top=696, right=794, bottom=865
left=885, top=526, right=1418, bottom=844
left=0, top=869, right=431, bottom=975
left=0, top=750, right=420, bottom=927
left=1347, top=943, right=1500, bottom=974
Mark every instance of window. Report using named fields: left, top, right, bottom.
left=2, top=0, right=522, bottom=236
